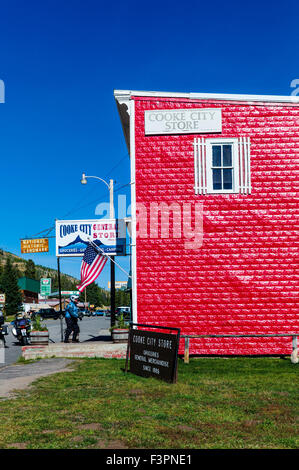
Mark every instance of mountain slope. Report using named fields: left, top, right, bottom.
left=0, top=248, right=79, bottom=283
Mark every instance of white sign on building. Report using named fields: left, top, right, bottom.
left=55, top=219, right=126, bottom=257
left=144, top=108, right=222, bottom=135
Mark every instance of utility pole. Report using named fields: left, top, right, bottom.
left=109, top=179, right=116, bottom=328
left=110, top=255, right=115, bottom=327
left=80, top=174, right=116, bottom=330
left=57, top=257, right=64, bottom=342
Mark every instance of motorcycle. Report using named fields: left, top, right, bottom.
left=0, top=314, right=8, bottom=348
left=11, top=315, right=32, bottom=346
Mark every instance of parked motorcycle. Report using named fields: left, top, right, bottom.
left=11, top=314, right=32, bottom=345
left=0, top=312, right=8, bottom=348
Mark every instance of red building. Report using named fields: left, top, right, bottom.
left=115, top=90, right=299, bottom=355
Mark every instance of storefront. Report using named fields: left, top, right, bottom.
left=18, top=277, right=40, bottom=304
left=114, top=90, right=299, bottom=355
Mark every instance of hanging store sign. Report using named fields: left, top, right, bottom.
left=21, top=238, right=49, bottom=254
left=144, top=108, right=222, bottom=135
left=126, top=324, right=180, bottom=383
left=55, top=219, right=126, bottom=257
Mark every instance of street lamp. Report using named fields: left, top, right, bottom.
left=81, top=173, right=114, bottom=218
left=80, top=173, right=116, bottom=327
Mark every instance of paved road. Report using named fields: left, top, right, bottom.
left=0, top=316, right=112, bottom=369
left=0, top=328, right=22, bottom=370
left=0, top=358, right=75, bottom=398
left=46, top=315, right=111, bottom=343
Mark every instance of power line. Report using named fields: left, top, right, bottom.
left=64, top=181, right=131, bottom=216
left=60, top=152, right=129, bottom=219
left=26, top=153, right=130, bottom=238
left=103, top=153, right=129, bottom=180
left=114, top=182, right=131, bottom=192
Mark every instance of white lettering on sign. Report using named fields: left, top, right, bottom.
left=158, top=338, right=173, bottom=349
left=132, top=335, right=145, bottom=344
left=144, top=108, right=222, bottom=135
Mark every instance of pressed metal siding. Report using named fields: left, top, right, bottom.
left=133, top=97, right=299, bottom=355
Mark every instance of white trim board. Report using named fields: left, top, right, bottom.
left=129, top=99, right=138, bottom=324
left=114, top=89, right=299, bottom=104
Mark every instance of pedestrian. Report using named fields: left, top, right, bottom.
left=64, top=295, right=80, bottom=343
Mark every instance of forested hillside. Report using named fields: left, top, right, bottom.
left=0, top=249, right=114, bottom=308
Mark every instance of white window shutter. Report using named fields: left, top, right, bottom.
left=238, top=137, right=251, bottom=194
left=193, top=138, right=207, bottom=194
left=194, top=136, right=251, bottom=195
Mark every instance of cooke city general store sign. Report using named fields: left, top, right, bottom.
left=126, top=325, right=180, bottom=383
left=144, top=108, right=222, bottom=135
left=55, top=219, right=126, bottom=256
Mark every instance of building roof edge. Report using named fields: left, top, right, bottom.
left=114, top=89, right=299, bottom=104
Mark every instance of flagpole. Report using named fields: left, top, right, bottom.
left=108, top=179, right=116, bottom=328
left=88, top=239, right=131, bottom=278
left=111, top=252, right=115, bottom=328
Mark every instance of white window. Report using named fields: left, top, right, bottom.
left=194, top=137, right=251, bottom=195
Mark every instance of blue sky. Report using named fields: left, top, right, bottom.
left=0, top=0, right=297, bottom=288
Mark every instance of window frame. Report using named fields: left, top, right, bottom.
left=205, top=138, right=239, bottom=194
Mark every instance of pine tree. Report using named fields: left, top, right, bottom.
left=25, top=259, right=36, bottom=279
left=79, top=282, right=105, bottom=307
left=114, top=287, right=130, bottom=309
left=0, top=264, right=3, bottom=291
left=51, top=274, right=59, bottom=291
left=2, top=257, right=23, bottom=316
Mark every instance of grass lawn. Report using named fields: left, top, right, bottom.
left=0, top=357, right=298, bottom=449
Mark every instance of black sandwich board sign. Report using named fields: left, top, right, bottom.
left=125, top=323, right=180, bottom=383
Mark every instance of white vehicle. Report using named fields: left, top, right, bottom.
left=116, top=306, right=130, bottom=317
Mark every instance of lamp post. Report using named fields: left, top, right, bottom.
left=81, top=173, right=116, bottom=328
left=81, top=174, right=114, bottom=218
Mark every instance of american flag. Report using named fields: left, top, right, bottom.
left=76, top=243, right=107, bottom=292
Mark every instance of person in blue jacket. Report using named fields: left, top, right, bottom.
left=64, top=295, right=80, bottom=343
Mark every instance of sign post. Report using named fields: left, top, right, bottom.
left=110, top=254, right=115, bottom=327
left=125, top=324, right=180, bottom=383
left=55, top=216, right=127, bottom=339
left=55, top=217, right=126, bottom=331
left=57, top=258, right=64, bottom=342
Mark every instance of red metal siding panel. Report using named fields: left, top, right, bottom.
left=133, top=97, right=299, bottom=355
